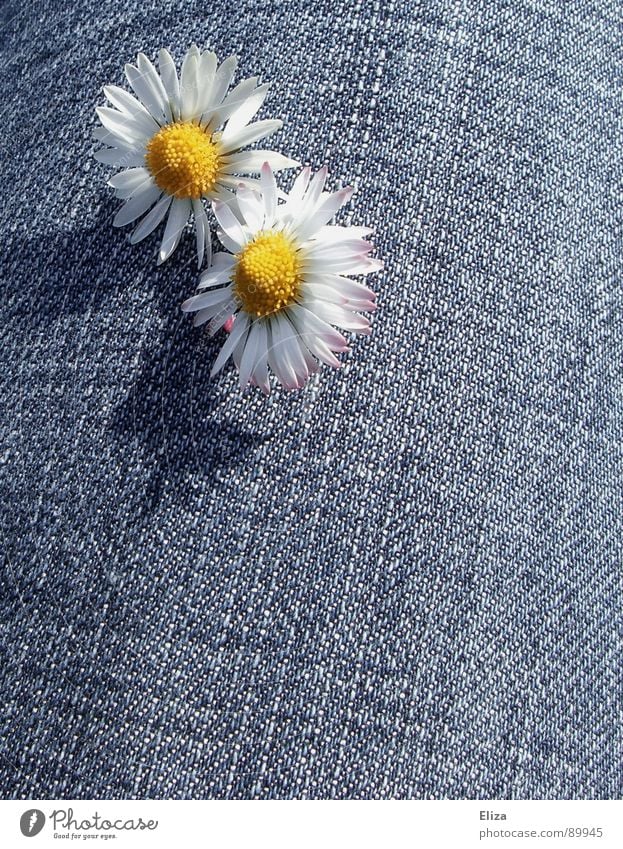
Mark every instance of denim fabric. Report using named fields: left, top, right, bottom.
left=1, top=0, right=622, bottom=800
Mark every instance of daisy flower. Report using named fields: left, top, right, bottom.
left=94, top=46, right=297, bottom=266
left=181, top=163, right=382, bottom=393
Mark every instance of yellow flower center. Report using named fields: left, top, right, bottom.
left=145, top=122, right=222, bottom=199
left=234, top=231, right=302, bottom=317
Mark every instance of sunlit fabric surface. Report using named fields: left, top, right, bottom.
left=1, top=0, right=622, bottom=799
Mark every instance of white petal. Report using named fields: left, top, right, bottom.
left=302, top=280, right=348, bottom=306
left=294, top=188, right=353, bottom=242
left=196, top=50, right=217, bottom=116
left=286, top=310, right=342, bottom=367
left=213, top=201, right=247, bottom=252
left=210, top=312, right=249, bottom=376
left=304, top=272, right=376, bottom=302
left=202, top=251, right=235, bottom=272
left=125, top=62, right=167, bottom=124
left=224, top=84, right=268, bottom=137
left=103, top=86, right=158, bottom=135
left=279, top=315, right=310, bottom=384
left=235, top=185, right=264, bottom=231
left=93, top=129, right=140, bottom=151
left=221, top=150, right=299, bottom=175
left=260, top=162, right=277, bottom=227
left=306, top=237, right=371, bottom=256
left=300, top=166, right=328, bottom=214
left=158, top=48, right=181, bottom=120
left=136, top=52, right=172, bottom=124
left=207, top=185, right=238, bottom=209
left=192, top=299, right=234, bottom=327
left=250, top=320, right=270, bottom=394
left=215, top=231, right=239, bottom=255
left=301, top=253, right=374, bottom=274
left=340, top=257, right=384, bottom=275
left=239, top=320, right=262, bottom=389
left=204, top=76, right=258, bottom=128
left=93, top=132, right=139, bottom=154
left=93, top=127, right=112, bottom=143
left=301, top=344, right=320, bottom=375
left=112, top=178, right=155, bottom=201
left=198, top=253, right=235, bottom=288
left=180, top=48, right=200, bottom=121
left=108, top=167, right=151, bottom=197
left=113, top=185, right=162, bottom=227
left=205, top=222, right=213, bottom=268
left=220, top=119, right=282, bottom=153
left=219, top=76, right=257, bottom=110
left=96, top=106, right=152, bottom=145
left=181, top=286, right=232, bottom=313
left=190, top=291, right=235, bottom=327
left=210, top=55, right=238, bottom=107
left=130, top=194, right=173, bottom=243
left=232, top=321, right=249, bottom=370
left=103, top=84, right=146, bottom=116
left=218, top=175, right=264, bottom=194
left=208, top=298, right=237, bottom=335
left=192, top=198, right=209, bottom=268
left=158, top=197, right=191, bottom=263
left=301, top=290, right=375, bottom=316
left=266, top=317, right=298, bottom=389
left=281, top=166, right=311, bottom=219
left=287, top=304, right=349, bottom=352
left=94, top=147, right=145, bottom=167
left=190, top=309, right=211, bottom=327
left=303, top=300, right=371, bottom=334
left=306, top=291, right=374, bottom=313
left=299, top=334, right=341, bottom=369
left=108, top=167, right=150, bottom=189
left=341, top=299, right=377, bottom=312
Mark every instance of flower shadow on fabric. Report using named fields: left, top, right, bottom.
left=109, top=319, right=269, bottom=514
left=17, top=199, right=268, bottom=514
left=15, top=199, right=133, bottom=323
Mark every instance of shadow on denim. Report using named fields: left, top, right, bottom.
left=109, top=325, right=269, bottom=513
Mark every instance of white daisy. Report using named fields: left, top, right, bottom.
left=94, top=46, right=297, bottom=266
left=181, top=163, right=382, bottom=394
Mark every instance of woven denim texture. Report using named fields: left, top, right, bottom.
left=1, top=0, right=622, bottom=799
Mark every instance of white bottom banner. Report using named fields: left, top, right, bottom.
left=0, top=799, right=621, bottom=848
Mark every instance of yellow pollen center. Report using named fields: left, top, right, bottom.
left=234, top=231, right=302, bottom=317
left=146, top=122, right=222, bottom=199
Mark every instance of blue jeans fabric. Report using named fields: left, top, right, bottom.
left=0, top=0, right=622, bottom=799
